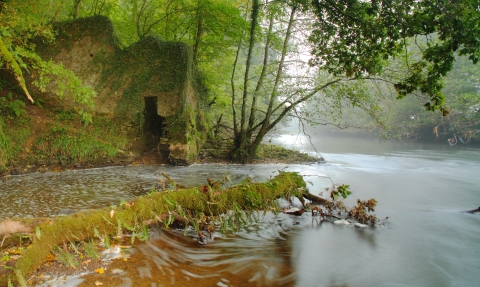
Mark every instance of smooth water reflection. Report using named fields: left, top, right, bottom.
left=2, top=136, right=480, bottom=286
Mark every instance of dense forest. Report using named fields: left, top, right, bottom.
left=1, top=0, right=479, bottom=169
left=0, top=1, right=479, bottom=285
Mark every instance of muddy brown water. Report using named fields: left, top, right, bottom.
left=2, top=135, right=480, bottom=286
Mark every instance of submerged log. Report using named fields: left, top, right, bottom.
left=465, top=206, right=480, bottom=214
left=0, top=172, right=309, bottom=285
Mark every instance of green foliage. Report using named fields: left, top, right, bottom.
left=14, top=269, right=27, bottom=287
left=0, top=114, right=30, bottom=171
left=53, top=246, right=79, bottom=268
left=33, top=124, right=122, bottom=165
left=303, top=0, right=480, bottom=114
left=0, top=0, right=96, bottom=121
left=83, top=241, right=100, bottom=260
left=0, top=36, right=33, bottom=102
left=132, top=223, right=149, bottom=243
left=0, top=92, right=27, bottom=118
left=374, top=54, right=480, bottom=143
left=330, top=184, right=352, bottom=200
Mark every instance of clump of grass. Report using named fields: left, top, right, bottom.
left=33, top=125, right=122, bottom=165
left=83, top=241, right=100, bottom=260
left=0, top=98, right=31, bottom=171
left=31, top=110, right=129, bottom=166
left=14, top=269, right=27, bottom=287
left=53, top=246, right=78, bottom=268
left=0, top=119, right=12, bottom=170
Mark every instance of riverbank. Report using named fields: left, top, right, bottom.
left=1, top=143, right=321, bottom=179
left=0, top=92, right=321, bottom=177
left=1, top=126, right=321, bottom=178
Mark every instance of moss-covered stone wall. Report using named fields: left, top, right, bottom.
left=27, top=16, right=207, bottom=165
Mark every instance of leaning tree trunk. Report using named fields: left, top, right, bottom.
left=0, top=172, right=314, bottom=286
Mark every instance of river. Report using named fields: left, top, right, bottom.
left=1, top=133, right=480, bottom=287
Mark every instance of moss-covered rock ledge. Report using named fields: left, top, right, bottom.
left=198, top=142, right=324, bottom=164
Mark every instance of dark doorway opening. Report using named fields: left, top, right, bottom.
left=143, top=96, right=166, bottom=154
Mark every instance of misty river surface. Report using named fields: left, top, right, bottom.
left=1, top=135, right=480, bottom=286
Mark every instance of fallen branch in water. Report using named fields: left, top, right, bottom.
left=0, top=172, right=309, bottom=285
left=0, top=171, right=382, bottom=285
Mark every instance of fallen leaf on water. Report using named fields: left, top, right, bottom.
left=45, top=254, right=55, bottom=261
left=95, top=281, right=103, bottom=286
left=94, top=268, right=104, bottom=274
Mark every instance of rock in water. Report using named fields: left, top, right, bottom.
left=333, top=219, right=350, bottom=225
left=283, top=207, right=305, bottom=216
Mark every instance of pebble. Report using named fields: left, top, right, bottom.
left=111, top=268, right=125, bottom=274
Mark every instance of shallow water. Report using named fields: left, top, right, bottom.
left=2, top=135, right=480, bottom=286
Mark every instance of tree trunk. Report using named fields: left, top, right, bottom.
left=72, top=0, right=81, bottom=19
left=230, top=6, right=297, bottom=163
left=251, top=6, right=297, bottom=150
left=192, top=2, right=203, bottom=64
left=246, top=12, right=274, bottom=140
left=237, top=0, right=260, bottom=154
left=0, top=172, right=308, bottom=286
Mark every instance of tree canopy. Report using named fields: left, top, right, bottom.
left=0, top=0, right=479, bottom=161
left=304, top=0, right=479, bottom=115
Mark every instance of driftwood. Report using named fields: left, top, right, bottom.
left=465, top=206, right=480, bottom=214
left=0, top=172, right=312, bottom=285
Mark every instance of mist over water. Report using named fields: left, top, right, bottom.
left=2, top=125, right=480, bottom=286
left=271, top=125, right=480, bottom=286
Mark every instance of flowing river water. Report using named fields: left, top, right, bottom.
left=1, top=133, right=480, bottom=286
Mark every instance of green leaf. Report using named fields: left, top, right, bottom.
left=35, top=227, right=41, bottom=240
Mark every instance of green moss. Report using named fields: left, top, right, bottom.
left=38, top=16, right=122, bottom=57
left=256, top=144, right=321, bottom=163
left=199, top=143, right=321, bottom=164
left=91, top=35, right=195, bottom=122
